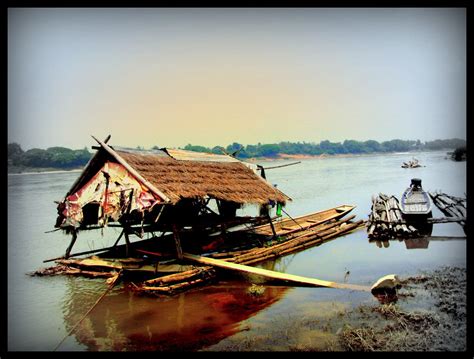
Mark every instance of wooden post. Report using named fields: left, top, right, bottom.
left=266, top=209, right=278, bottom=239
left=65, top=229, right=78, bottom=259
left=44, top=229, right=125, bottom=263
left=124, top=230, right=131, bottom=257
left=172, top=223, right=183, bottom=260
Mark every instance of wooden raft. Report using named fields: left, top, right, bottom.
left=367, top=194, right=420, bottom=239
left=135, top=214, right=365, bottom=295
left=34, top=205, right=365, bottom=296
left=429, top=192, right=467, bottom=234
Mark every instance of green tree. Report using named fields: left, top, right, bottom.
left=183, top=144, right=212, bottom=153
left=211, top=146, right=225, bottom=155
left=363, top=140, right=382, bottom=153
left=258, top=144, right=280, bottom=157
left=8, top=143, right=24, bottom=165
left=343, top=140, right=365, bottom=153
left=20, top=148, right=51, bottom=167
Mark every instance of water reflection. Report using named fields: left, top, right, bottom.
left=369, top=236, right=457, bottom=250
left=61, top=263, right=291, bottom=351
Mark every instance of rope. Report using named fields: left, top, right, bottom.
left=280, top=208, right=305, bottom=231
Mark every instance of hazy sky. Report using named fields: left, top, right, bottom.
left=8, top=8, right=466, bottom=150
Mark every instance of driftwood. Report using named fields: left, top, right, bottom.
left=31, top=264, right=117, bottom=278
left=401, top=158, right=423, bottom=168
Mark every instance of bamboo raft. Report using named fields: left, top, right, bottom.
left=368, top=191, right=467, bottom=239
left=368, top=194, right=420, bottom=239
left=34, top=205, right=366, bottom=296
left=133, top=212, right=365, bottom=295
left=429, top=192, right=467, bottom=234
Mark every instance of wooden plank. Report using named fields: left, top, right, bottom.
left=182, top=253, right=371, bottom=292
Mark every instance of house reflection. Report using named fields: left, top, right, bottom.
left=61, top=260, right=290, bottom=351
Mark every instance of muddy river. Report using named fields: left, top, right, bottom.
left=8, top=150, right=466, bottom=351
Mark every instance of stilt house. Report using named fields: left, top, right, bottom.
left=55, top=136, right=291, bottom=258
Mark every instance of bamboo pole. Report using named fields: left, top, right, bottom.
left=182, top=253, right=371, bottom=292
left=53, top=270, right=122, bottom=351
left=263, top=161, right=301, bottom=170
left=239, top=221, right=364, bottom=266
left=233, top=219, right=350, bottom=264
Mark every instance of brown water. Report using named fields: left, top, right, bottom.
left=7, top=150, right=467, bottom=351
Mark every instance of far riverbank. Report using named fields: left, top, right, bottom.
left=8, top=150, right=455, bottom=173
left=8, top=166, right=83, bottom=175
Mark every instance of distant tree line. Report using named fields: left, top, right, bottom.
left=8, top=143, right=91, bottom=169
left=8, top=138, right=466, bottom=170
left=182, top=138, right=466, bottom=159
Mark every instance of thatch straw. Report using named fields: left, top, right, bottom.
left=117, top=150, right=290, bottom=205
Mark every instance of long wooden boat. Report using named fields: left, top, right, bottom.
left=400, top=178, right=432, bottom=216
left=400, top=178, right=433, bottom=236
left=251, top=204, right=355, bottom=236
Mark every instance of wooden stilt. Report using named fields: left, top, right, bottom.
left=124, top=230, right=131, bottom=257
left=65, top=229, right=78, bottom=259
left=266, top=210, right=278, bottom=239
left=172, top=224, right=183, bottom=260
left=112, top=229, right=125, bottom=249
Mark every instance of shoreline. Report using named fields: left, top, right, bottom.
left=8, top=167, right=83, bottom=175
left=7, top=150, right=451, bottom=173
left=245, top=150, right=441, bottom=162
left=204, top=266, right=466, bottom=351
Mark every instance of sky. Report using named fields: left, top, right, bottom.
left=8, top=8, right=466, bottom=150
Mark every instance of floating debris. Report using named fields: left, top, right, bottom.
left=401, top=157, right=423, bottom=168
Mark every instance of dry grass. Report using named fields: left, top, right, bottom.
left=118, top=150, right=289, bottom=205
left=338, top=266, right=466, bottom=351
left=203, top=266, right=466, bottom=352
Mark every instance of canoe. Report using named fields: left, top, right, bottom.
left=251, top=204, right=356, bottom=236
left=400, top=178, right=433, bottom=236
left=400, top=178, right=432, bottom=216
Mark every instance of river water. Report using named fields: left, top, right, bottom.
left=7, top=151, right=466, bottom=351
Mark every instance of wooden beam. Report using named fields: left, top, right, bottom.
left=262, top=161, right=301, bottom=170
left=182, top=253, right=371, bottom=292
left=91, top=135, right=171, bottom=203
left=65, top=230, right=78, bottom=259
left=172, top=224, right=183, bottom=260
left=43, top=230, right=124, bottom=263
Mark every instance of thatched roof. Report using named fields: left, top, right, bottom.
left=115, top=148, right=290, bottom=205
left=65, top=137, right=290, bottom=206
